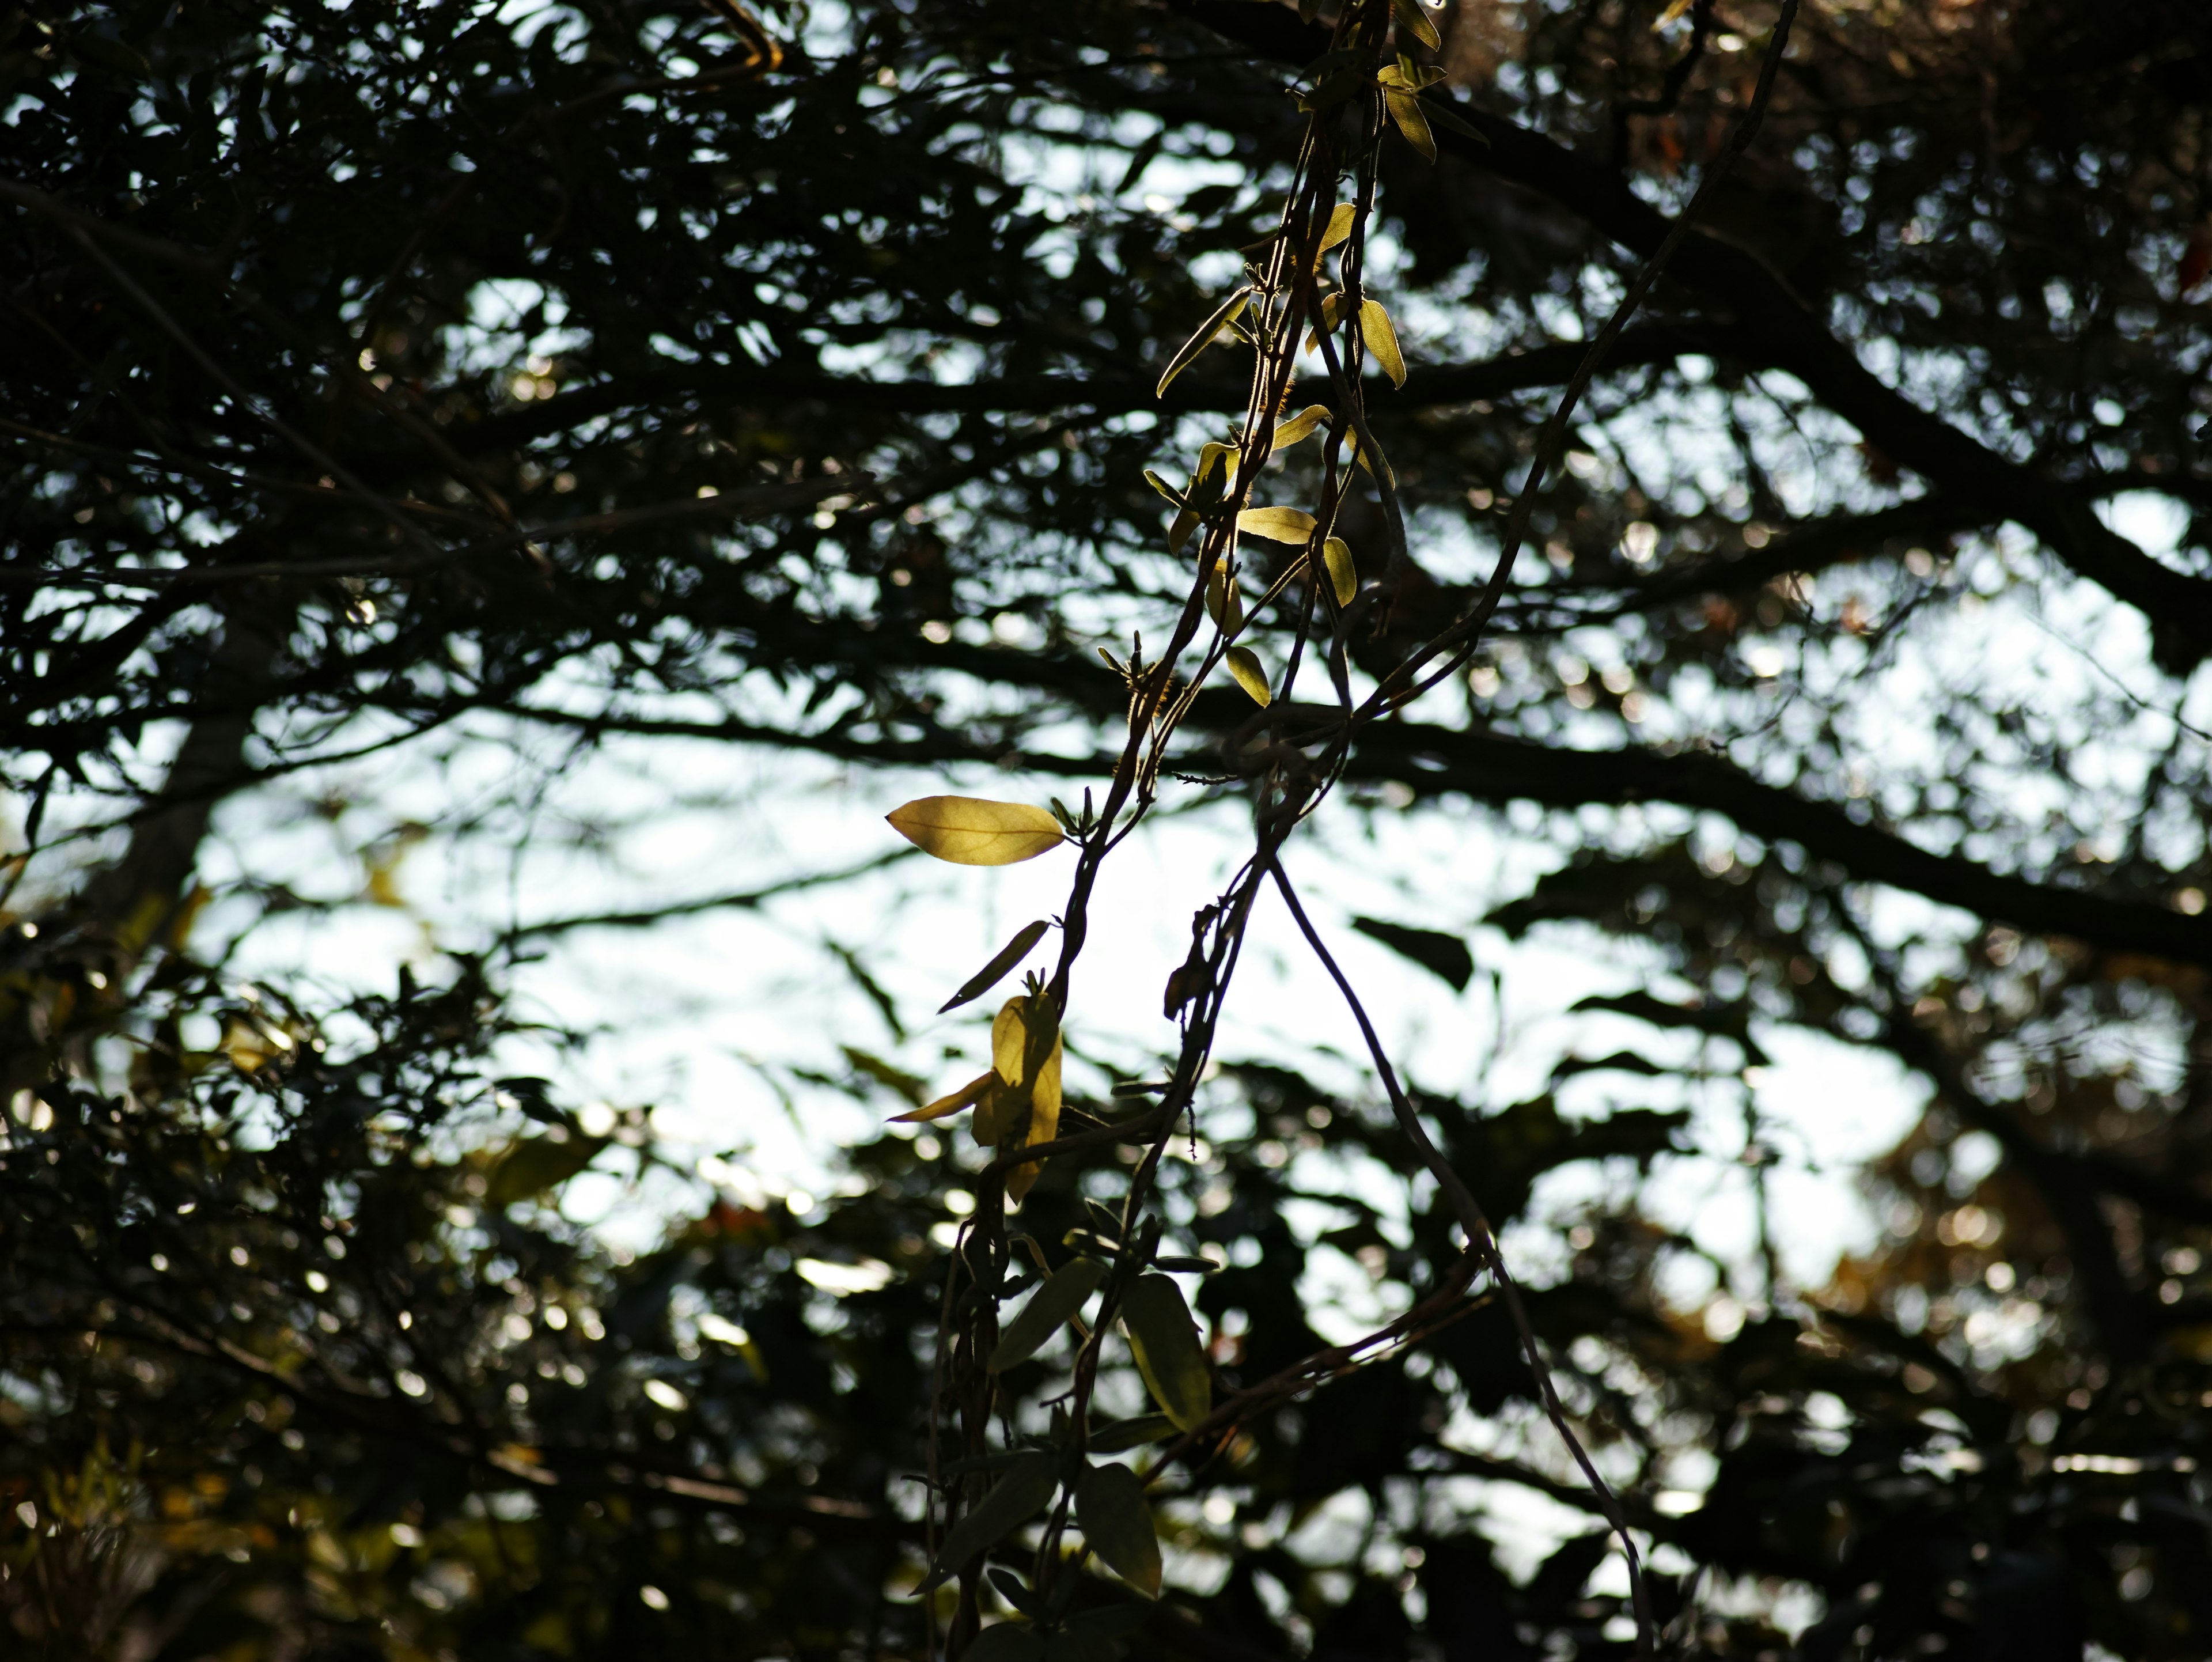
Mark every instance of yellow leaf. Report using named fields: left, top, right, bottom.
left=990, top=995, right=1063, bottom=1198
left=1270, top=404, right=1331, bottom=453
left=1316, top=201, right=1357, bottom=254
left=1322, top=537, right=1358, bottom=607
left=890, top=1069, right=997, bottom=1124
left=1359, top=299, right=1407, bottom=388
left=885, top=797, right=1065, bottom=865
left=1392, top=0, right=1441, bottom=51
left=1205, top=559, right=1244, bottom=632
left=1225, top=645, right=1271, bottom=706
left=1303, top=290, right=1349, bottom=355
left=1236, top=506, right=1318, bottom=544
left=1156, top=286, right=1253, bottom=397
left=1386, top=89, right=1437, bottom=162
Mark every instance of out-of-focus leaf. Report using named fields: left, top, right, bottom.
left=924, top=1452, right=1060, bottom=1589
left=844, top=1047, right=928, bottom=1101
left=1088, top=1414, right=1176, bottom=1453
left=1322, top=537, right=1358, bottom=606
left=1419, top=96, right=1491, bottom=145
left=1550, top=1049, right=1667, bottom=1082
left=887, top=797, right=1065, bottom=865
left=1358, top=300, right=1406, bottom=387
left=1120, top=1274, right=1211, bottom=1431
left=891, top=1069, right=997, bottom=1125
left=1237, top=507, right=1317, bottom=544
left=486, top=1134, right=608, bottom=1207
left=1571, top=989, right=1771, bottom=1065
left=1225, top=646, right=1271, bottom=707
left=990, top=1256, right=1107, bottom=1371
left=942, top=919, right=1052, bottom=1013
left=964, top=1623, right=1044, bottom=1662
left=1156, top=287, right=1252, bottom=397
left=1077, top=1462, right=1162, bottom=1596
left=1352, top=917, right=1473, bottom=991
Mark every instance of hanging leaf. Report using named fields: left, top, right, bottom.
left=1119, top=1275, right=1211, bottom=1431
left=1076, top=1463, right=1163, bottom=1597
left=485, top=1134, right=608, bottom=1208
left=990, top=1256, right=1108, bottom=1372
left=891, top=1069, right=997, bottom=1125
left=1358, top=300, right=1407, bottom=388
left=964, top=1624, right=1045, bottom=1662
left=1316, top=201, right=1357, bottom=255
left=1419, top=97, right=1491, bottom=145
left=1322, top=537, right=1358, bottom=607
left=1087, top=1414, right=1176, bottom=1454
left=972, top=1077, right=1015, bottom=1146
left=1297, top=66, right=1368, bottom=113
left=1385, top=90, right=1437, bottom=162
left=1225, top=646, right=1272, bottom=707
left=923, top=1452, right=1060, bottom=1589
left=1155, top=286, right=1253, bottom=397
left=991, top=995, right=1064, bottom=1197
left=1270, top=404, right=1331, bottom=453
left=1352, top=917, right=1474, bottom=991
left=887, top=797, right=1066, bottom=866
left=1006, top=1040, right=1060, bottom=1202
left=1204, top=560, right=1245, bottom=633
left=1350, top=430, right=1396, bottom=488
left=942, top=919, right=1052, bottom=1013
left=1392, top=0, right=1442, bottom=52
left=1303, top=291, right=1349, bottom=355
left=1236, top=507, right=1318, bottom=544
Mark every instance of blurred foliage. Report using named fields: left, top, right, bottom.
left=4, top=0, right=2212, bottom=1656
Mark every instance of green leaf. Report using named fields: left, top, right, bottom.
left=1204, top=560, right=1245, bottom=632
left=1077, top=1463, right=1162, bottom=1597
left=1142, top=470, right=1189, bottom=508
left=1392, top=0, right=1442, bottom=52
left=1236, top=507, right=1318, bottom=544
left=1119, top=1275, right=1211, bottom=1432
left=485, top=1134, right=608, bottom=1208
left=990, top=1257, right=1108, bottom=1372
left=942, top=919, right=1052, bottom=1013
left=1358, top=300, right=1407, bottom=388
left=1321, top=537, right=1358, bottom=607
left=924, top=1452, right=1060, bottom=1589
left=964, top=1623, right=1045, bottom=1662
left=1087, top=1414, right=1176, bottom=1454
left=888, top=797, right=1066, bottom=865
left=1352, top=917, right=1474, bottom=991
left=1225, top=646, right=1271, bottom=707
left=1297, top=66, right=1370, bottom=113
left=1156, top=287, right=1253, bottom=398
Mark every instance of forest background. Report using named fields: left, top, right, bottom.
left=5, top=0, right=2212, bottom=1659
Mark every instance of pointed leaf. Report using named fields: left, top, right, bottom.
left=924, top=1452, right=1060, bottom=1590
left=1392, top=0, right=1442, bottom=52
left=1358, top=300, right=1407, bottom=388
left=1270, top=404, right=1331, bottom=454
left=1142, top=470, right=1189, bottom=508
left=942, top=919, right=1052, bottom=1013
left=1006, top=1035, right=1061, bottom=1203
left=486, top=1134, right=609, bottom=1208
left=1204, top=560, right=1244, bottom=633
left=1086, top=1414, right=1176, bottom=1454
left=1236, top=507, right=1318, bottom=544
left=1420, top=96, right=1491, bottom=145
left=990, top=1257, right=1108, bottom=1372
left=1386, top=89, right=1437, bottom=162
left=1156, top=287, right=1252, bottom=397
left=1352, top=917, right=1474, bottom=991
left=1119, top=1274, right=1211, bottom=1432
left=1321, top=537, right=1358, bottom=607
left=892, top=1069, right=998, bottom=1125
left=1317, top=201, right=1357, bottom=254
left=1077, top=1463, right=1162, bottom=1597
left=888, top=797, right=1066, bottom=866
left=1225, top=646, right=1271, bottom=707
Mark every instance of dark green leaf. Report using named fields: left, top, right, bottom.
left=1351, top=918, right=1474, bottom=991
left=484, top=1134, right=608, bottom=1208
left=942, top=919, right=1053, bottom=1013
left=990, top=1257, right=1108, bottom=1372
left=1087, top=1414, right=1176, bottom=1454
left=1119, top=1275, right=1211, bottom=1432
left=1077, top=1462, right=1162, bottom=1596
left=924, top=1452, right=1060, bottom=1590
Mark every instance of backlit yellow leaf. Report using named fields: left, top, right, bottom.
left=1386, top=89, right=1437, bottom=162
left=1225, top=646, right=1271, bottom=706
left=890, top=1069, right=997, bottom=1124
left=886, top=797, right=1065, bottom=866
left=1322, top=537, right=1358, bottom=607
left=1270, top=404, right=1331, bottom=453
left=1317, top=201, right=1357, bottom=254
left=1236, top=506, right=1318, bottom=544
left=1359, top=299, right=1406, bottom=388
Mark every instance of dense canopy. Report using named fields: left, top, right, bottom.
left=5, top=0, right=2212, bottom=1659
